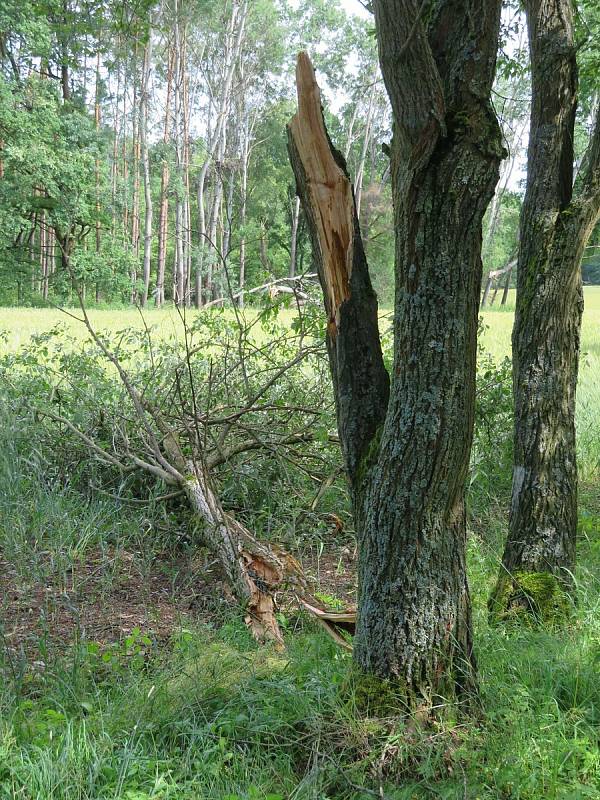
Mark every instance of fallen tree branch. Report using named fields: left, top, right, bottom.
left=202, top=273, right=318, bottom=308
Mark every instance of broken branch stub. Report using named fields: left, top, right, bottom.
left=288, top=52, right=354, bottom=336
left=287, top=52, right=389, bottom=482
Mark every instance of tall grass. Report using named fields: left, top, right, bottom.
left=1, top=293, right=600, bottom=798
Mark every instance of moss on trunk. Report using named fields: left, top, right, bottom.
left=489, top=571, right=572, bottom=626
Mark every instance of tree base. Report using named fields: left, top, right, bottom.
left=489, top=571, right=572, bottom=626
left=340, top=666, right=477, bottom=721
left=341, top=667, right=410, bottom=718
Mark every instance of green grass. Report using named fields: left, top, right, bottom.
left=2, top=287, right=599, bottom=480
left=479, top=287, right=600, bottom=481
left=1, top=293, right=600, bottom=798
left=1, top=479, right=599, bottom=799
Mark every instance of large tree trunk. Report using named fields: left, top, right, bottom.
left=289, top=0, right=503, bottom=708
left=491, top=0, right=600, bottom=619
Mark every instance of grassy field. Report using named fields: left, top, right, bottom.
left=480, top=287, right=600, bottom=481
left=2, top=287, right=599, bottom=478
left=1, top=294, right=600, bottom=799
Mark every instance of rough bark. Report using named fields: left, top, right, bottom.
left=492, top=0, right=600, bottom=616
left=289, top=0, right=503, bottom=708
left=358, top=0, right=503, bottom=700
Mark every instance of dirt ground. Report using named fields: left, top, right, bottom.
left=0, top=543, right=357, bottom=662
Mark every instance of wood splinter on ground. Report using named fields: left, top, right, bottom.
left=298, top=598, right=355, bottom=650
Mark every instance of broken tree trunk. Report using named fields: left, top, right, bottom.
left=64, top=290, right=311, bottom=647
left=162, top=433, right=289, bottom=646
left=289, top=19, right=503, bottom=707
left=287, top=53, right=389, bottom=486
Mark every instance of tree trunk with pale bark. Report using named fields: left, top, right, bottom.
left=140, top=36, right=153, bottom=307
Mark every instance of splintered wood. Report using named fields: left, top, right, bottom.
left=289, top=52, right=354, bottom=335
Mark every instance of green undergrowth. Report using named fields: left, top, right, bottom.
left=488, top=571, right=573, bottom=626
left=2, top=595, right=600, bottom=799
left=1, top=307, right=600, bottom=798
left=0, top=492, right=599, bottom=798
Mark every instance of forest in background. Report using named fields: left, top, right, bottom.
left=2, top=0, right=600, bottom=798
left=2, top=0, right=598, bottom=310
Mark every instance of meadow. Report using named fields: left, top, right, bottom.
left=0, top=293, right=600, bottom=799
left=2, top=287, right=599, bottom=477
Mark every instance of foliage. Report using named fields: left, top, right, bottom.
left=1, top=427, right=600, bottom=799
left=471, top=322, right=514, bottom=506
left=0, top=0, right=398, bottom=308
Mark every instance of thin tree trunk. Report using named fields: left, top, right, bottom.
left=481, top=274, right=493, bottom=307
left=39, top=212, right=47, bottom=296
left=156, top=43, right=174, bottom=307
left=500, top=266, right=512, bottom=305
left=491, top=0, right=600, bottom=617
left=289, top=195, right=300, bottom=279
left=196, top=0, right=247, bottom=305
left=140, top=35, right=153, bottom=307
left=222, top=166, right=234, bottom=262
left=355, top=76, right=376, bottom=219
left=94, top=50, right=101, bottom=303
left=343, top=101, right=360, bottom=161
left=60, top=0, right=70, bottom=102
left=237, top=113, right=252, bottom=307
left=183, top=48, right=192, bottom=306
left=173, top=0, right=184, bottom=306
left=111, top=58, right=121, bottom=236
left=130, top=43, right=141, bottom=303
left=207, top=128, right=226, bottom=300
